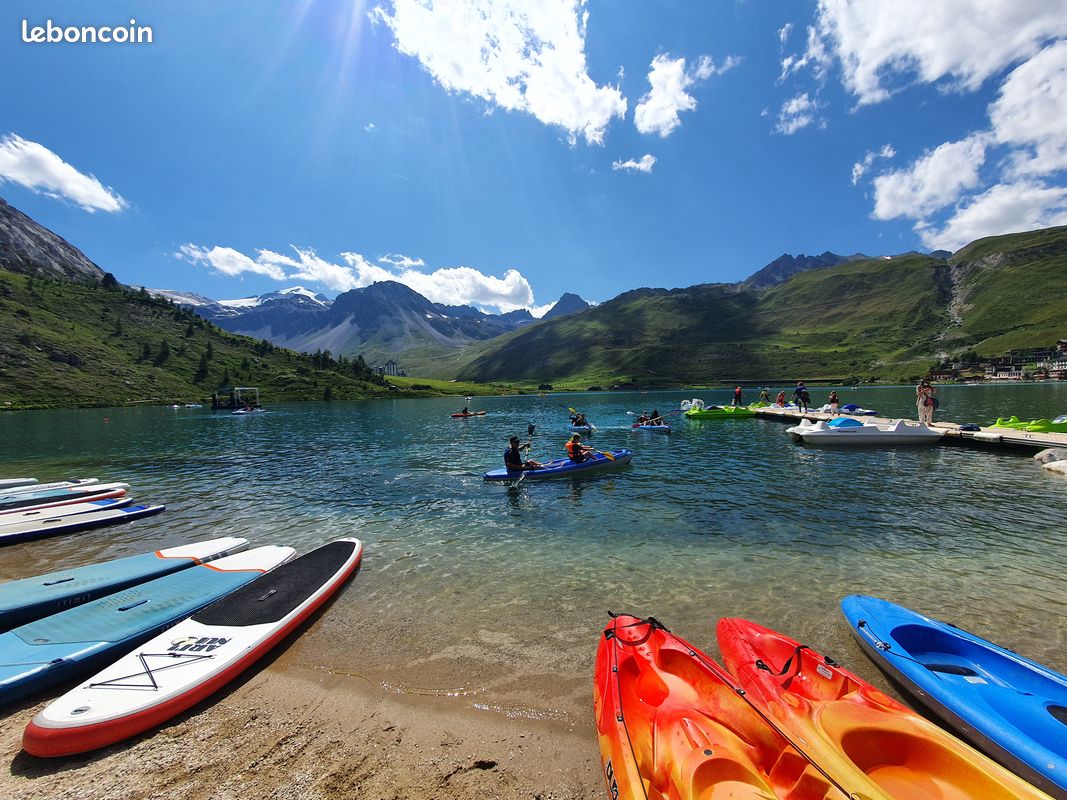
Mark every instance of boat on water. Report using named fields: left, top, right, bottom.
left=842, top=595, right=1067, bottom=798
left=631, top=423, right=671, bottom=432
left=451, top=411, right=486, bottom=418
left=684, top=404, right=755, bottom=419
left=483, top=450, right=632, bottom=481
left=787, top=417, right=943, bottom=445
left=841, top=402, right=878, bottom=415
left=568, top=424, right=593, bottom=433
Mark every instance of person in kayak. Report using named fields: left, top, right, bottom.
left=732, top=386, right=743, bottom=406
left=648, top=409, right=664, bottom=426
left=793, top=381, right=810, bottom=412
left=574, top=412, right=588, bottom=427
left=460, top=406, right=469, bottom=416
left=504, top=436, right=542, bottom=472
left=565, top=433, right=595, bottom=463
left=635, top=412, right=649, bottom=424
left=828, top=390, right=840, bottom=415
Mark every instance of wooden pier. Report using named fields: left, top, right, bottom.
left=751, top=406, right=1067, bottom=452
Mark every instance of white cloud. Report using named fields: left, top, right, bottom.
left=872, top=134, right=990, bottom=220
left=179, top=242, right=543, bottom=313
left=177, top=245, right=288, bottom=281
left=363, top=122, right=375, bottom=132
left=778, top=23, right=793, bottom=46
left=371, top=0, right=626, bottom=145
left=803, top=0, right=1067, bottom=106
left=775, top=92, right=822, bottom=134
left=612, top=154, right=656, bottom=173
left=378, top=253, right=426, bottom=269
left=634, top=53, right=737, bottom=137
left=919, top=181, right=1067, bottom=251
left=851, top=143, right=896, bottom=185
left=989, top=40, right=1067, bottom=177
left=0, top=134, right=127, bottom=213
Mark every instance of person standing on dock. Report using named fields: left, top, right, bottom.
left=732, top=386, right=743, bottom=406
left=916, top=378, right=937, bottom=425
left=828, top=390, right=840, bottom=415
left=793, top=381, right=810, bottom=412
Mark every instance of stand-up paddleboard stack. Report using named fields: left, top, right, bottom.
left=24, top=538, right=363, bottom=756
left=594, top=613, right=1059, bottom=799
left=0, top=477, right=166, bottom=546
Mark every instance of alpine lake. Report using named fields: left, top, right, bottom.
left=2, top=382, right=1066, bottom=729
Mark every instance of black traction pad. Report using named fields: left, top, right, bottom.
left=192, top=540, right=357, bottom=627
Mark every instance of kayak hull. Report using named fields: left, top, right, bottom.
left=483, top=450, right=632, bottom=481
left=717, top=618, right=1054, bottom=800
left=631, top=424, right=671, bottom=432
left=594, top=614, right=838, bottom=799
left=842, top=595, right=1067, bottom=798
left=451, top=411, right=486, bottom=418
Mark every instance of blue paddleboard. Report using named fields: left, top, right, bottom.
left=0, top=536, right=248, bottom=631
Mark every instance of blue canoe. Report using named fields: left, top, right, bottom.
left=842, top=595, right=1067, bottom=798
left=0, top=536, right=248, bottom=631
left=0, top=545, right=294, bottom=707
left=484, top=450, right=632, bottom=481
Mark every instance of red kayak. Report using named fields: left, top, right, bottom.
left=451, top=411, right=486, bottom=418
left=593, top=614, right=843, bottom=799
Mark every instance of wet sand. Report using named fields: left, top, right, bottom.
left=0, top=662, right=603, bottom=800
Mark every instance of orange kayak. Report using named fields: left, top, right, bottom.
left=716, top=618, right=1055, bottom=800
left=593, top=614, right=847, bottom=799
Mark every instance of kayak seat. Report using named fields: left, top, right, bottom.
left=1049, top=705, right=1067, bottom=726
left=923, top=663, right=978, bottom=677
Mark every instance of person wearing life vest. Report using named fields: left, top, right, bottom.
left=775, top=390, right=786, bottom=407
left=732, top=386, right=743, bottom=406
left=566, top=433, right=594, bottom=463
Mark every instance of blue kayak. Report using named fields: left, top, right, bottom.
left=484, top=450, right=632, bottom=481
left=632, top=423, right=671, bottom=433
left=0, top=545, right=293, bottom=707
left=842, top=595, right=1067, bottom=797
left=0, top=536, right=248, bottom=631
left=568, top=424, right=593, bottom=432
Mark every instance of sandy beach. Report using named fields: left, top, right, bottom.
left=1, top=659, right=603, bottom=800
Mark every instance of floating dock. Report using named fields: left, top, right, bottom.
left=750, top=406, right=1067, bottom=451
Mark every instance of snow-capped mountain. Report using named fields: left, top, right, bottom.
left=150, top=281, right=588, bottom=358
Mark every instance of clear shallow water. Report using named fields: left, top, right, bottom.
left=1, top=384, right=1066, bottom=726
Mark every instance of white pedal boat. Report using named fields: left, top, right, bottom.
left=787, top=417, right=944, bottom=445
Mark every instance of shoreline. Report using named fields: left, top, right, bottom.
left=1, top=662, right=604, bottom=800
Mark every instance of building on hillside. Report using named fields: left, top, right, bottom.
left=384, top=359, right=398, bottom=376
left=928, top=368, right=958, bottom=381
left=986, top=365, right=1024, bottom=380
left=1038, top=357, right=1067, bottom=380
left=1058, top=339, right=1067, bottom=354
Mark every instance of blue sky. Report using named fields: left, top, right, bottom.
left=2, top=1, right=1066, bottom=314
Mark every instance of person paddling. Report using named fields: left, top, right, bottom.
left=565, top=433, right=595, bottom=463
left=648, top=409, right=664, bottom=426
left=504, top=435, right=542, bottom=472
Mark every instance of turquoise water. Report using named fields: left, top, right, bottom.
left=2, top=383, right=1066, bottom=726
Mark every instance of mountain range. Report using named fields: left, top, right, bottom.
left=149, top=280, right=590, bottom=367
left=2, top=193, right=1064, bottom=403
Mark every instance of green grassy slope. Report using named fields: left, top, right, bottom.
left=944, top=226, right=1067, bottom=354
left=0, top=270, right=398, bottom=409
left=449, top=228, right=1066, bottom=386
